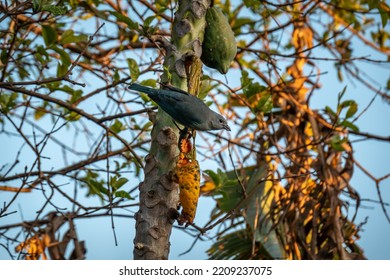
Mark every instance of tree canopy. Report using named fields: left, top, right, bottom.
left=0, top=0, right=389, bottom=260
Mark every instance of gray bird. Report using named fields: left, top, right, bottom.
left=128, top=83, right=231, bottom=131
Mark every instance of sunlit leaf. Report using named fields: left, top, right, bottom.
left=240, top=70, right=265, bottom=99
left=65, top=110, right=81, bottom=122
left=256, top=93, right=273, bottom=113
left=34, top=107, right=47, bottom=120
left=127, top=58, right=140, bottom=81
left=140, top=79, right=157, bottom=88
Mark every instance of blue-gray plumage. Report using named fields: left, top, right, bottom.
left=128, top=83, right=231, bottom=131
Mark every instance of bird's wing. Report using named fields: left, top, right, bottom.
left=158, top=91, right=208, bottom=127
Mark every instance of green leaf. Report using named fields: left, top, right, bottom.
left=18, top=66, right=30, bottom=80
left=42, top=5, right=67, bottom=16
left=36, top=45, right=49, bottom=58
left=216, top=180, right=244, bottom=212
left=114, top=190, right=132, bottom=199
left=205, top=101, right=213, bottom=107
left=325, top=106, right=336, bottom=117
left=243, top=0, right=262, bottom=11
left=85, top=178, right=108, bottom=198
left=256, top=93, right=273, bottom=113
left=60, top=30, right=88, bottom=45
left=35, top=52, right=45, bottom=65
left=65, top=110, right=81, bottom=122
left=141, top=121, right=153, bottom=131
left=198, top=77, right=216, bottom=100
left=34, top=103, right=48, bottom=120
left=337, top=67, right=343, bottom=81
left=32, top=0, right=43, bottom=12
left=51, top=46, right=71, bottom=77
left=41, top=25, right=58, bottom=47
left=0, top=92, right=18, bottom=113
left=112, top=177, right=129, bottom=190
left=56, top=61, right=68, bottom=77
left=240, top=70, right=266, bottom=99
left=209, top=166, right=269, bottom=213
left=378, top=6, right=388, bottom=27
left=242, top=164, right=284, bottom=259
left=337, top=86, right=347, bottom=102
left=1, top=49, right=8, bottom=64
left=140, top=79, right=157, bottom=88
left=163, top=65, right=172, bottom=81
left=127, top=58, right=140, bottom=81
left=51, top=46, right=71, bottom=67
left=144, top=16, right=155, bottom=27
left=240, top=70, right=251, bottom=87
left=330, top=135, right=348, bottom=151
left=340, top=120, right=359, bottom=132
left=240, top=70, right=272, bottom=113
left=203, top=169, right=221, bottom=188
left=367, top=0, right=376, bottom=10
left=232, top=17, right=255, bottom=32
left=68, top=89, right=83, bottom=104
left=110, top=11, right=139, bottom=30
left=44, top=81, right=61, bottom=92
left=208, top=229, right=274, bottom=260
left=113, top=69, right=120, bottom=83
left=338, top=99, right=358, bottom=119
left=110, top=119, right=125, bottom=134
left=383, top=16, right=389, bottom=28
left=345, top=102, right=358, bottom=118
left=339, top=99, right=354, bottom=109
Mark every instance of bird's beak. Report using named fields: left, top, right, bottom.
left=224, top=124, right=231, bottom=131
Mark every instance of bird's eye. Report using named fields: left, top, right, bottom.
left=219, top=119, right=223, bottom=123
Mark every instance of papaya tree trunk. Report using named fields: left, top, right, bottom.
left=133, top=0, right=209, bottom=260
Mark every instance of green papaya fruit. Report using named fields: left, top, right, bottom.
left=201, top=7, right=237, bottom=74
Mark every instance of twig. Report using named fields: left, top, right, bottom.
left=66, top=23, right=105, bottom=78
left=354, top=159, right=390, bottom=223
left=0, top=23, right=105, bottom=88
left=98, top=107, right=157, bottom=123
left=227, top=142, right=247, bottom=198
left=1, top=85, right=144, bottom=168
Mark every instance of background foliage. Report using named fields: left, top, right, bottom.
left=0, top=0, right=389, bottom=259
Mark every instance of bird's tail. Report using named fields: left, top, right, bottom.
left=128, top=83, right=157, bottom=95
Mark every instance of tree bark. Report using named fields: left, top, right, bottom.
left=133, top=0, right=210, bottom=260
